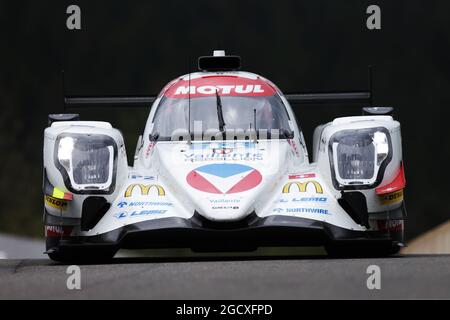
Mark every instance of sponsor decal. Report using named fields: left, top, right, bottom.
left=129, top=174, right=155, bottom=180
left=184, top=152, right=263, bottom=162
left=45, top=225, right=73, bottom=237
left=379, top=189, right=403, bottom=205
left=209, top=199, right=240, bottom=204
left=288, top=173, right=316, bottom=179
left=292, top=197, right=327, bottom=203
left=50, top=187, right=73, bottom=201
left=377, top=219, right=404, bottom=233
left=192, top=141, right=256, bottom=151
left=114, top=212, right=128, bottom=219
left=124, top=184, right=166, bottom=197
left=187, top=163, right=262, bottom=194
left=282, top=180, right=323, bottom=194
left=213, top=147, right=233, bottom=154
left=185, top=142, right=262, bottom=162
left=114, top=210, right=168, bottom=219
left=117, top=201, right=173, bottom=208
left=211, top=143, right=234, bottom=154
left=44, top=195, right=68, bottom=210
left=285, top=208, right=330, bottom=215
left=164, top=77, right=275, bottom=98
left=272, top=208, right=284, bottom=213
left=211, top=206, right=239, bottom=210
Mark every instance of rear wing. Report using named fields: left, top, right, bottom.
left=64, top=95, right=157, bottom=109
left=63, top=91, right=371, bottom=110
left=284, top=65, right=373, bottom=105
left=62, top=66, right=373, bottom=110
left=284, top=91, right=371, bottom=105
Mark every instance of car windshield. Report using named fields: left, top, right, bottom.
left=152, top=95, right=291, bottom=140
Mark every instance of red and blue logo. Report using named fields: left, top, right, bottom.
left=186, top=163, right=262, bottom=194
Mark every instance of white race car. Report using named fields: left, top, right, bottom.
left=43, top=51, right=406, bottom=262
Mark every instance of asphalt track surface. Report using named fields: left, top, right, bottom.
left=0, top=254, right=449, bottom=299
left=0, top=234, right=45, bottom=259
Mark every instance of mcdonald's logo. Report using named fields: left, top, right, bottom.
left=282, top=180, right=323, bottom=194
left=124, top=184, right=166, bottom=197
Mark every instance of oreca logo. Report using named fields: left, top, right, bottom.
left=124, top=184, right=166, bottom=197
left=175, top=85, right=264, bottom=96
left=282, top=181, right=323, bottom=194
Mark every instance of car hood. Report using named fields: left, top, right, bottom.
left=152, top=140, right=293, bottom=221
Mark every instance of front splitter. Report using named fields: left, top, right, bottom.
left=52, top=214, right=396, bottom=252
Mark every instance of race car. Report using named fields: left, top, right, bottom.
left=43, top=50, right=407, bottom=262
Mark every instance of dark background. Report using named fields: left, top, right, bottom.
left=0, top=0, right=449, bottom=240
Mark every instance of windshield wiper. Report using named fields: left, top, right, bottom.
left=252, top=108, right=258, bottom=144
left=215, top=89, right=226, bottom=133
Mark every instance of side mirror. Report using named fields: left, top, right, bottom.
left=362, top=106, right=394, bottom=116
left=48, top=113, right=79, bottom=126
left=149, top=132, right=160, bottom=142
left=280, top=128, right=294, bottom=139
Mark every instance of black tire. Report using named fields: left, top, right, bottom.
left=325, top=242, right=401, bottom=258
left=46, top=236, right=117, bottom=263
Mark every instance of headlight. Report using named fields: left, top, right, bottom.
left=55, top=134, right=117, bottom=193
left=329, top=127, right=391, bottom=189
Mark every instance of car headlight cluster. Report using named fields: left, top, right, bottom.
left=55, top=133, right=117, bottom=193
left=329, top=127, right=391, bottom=189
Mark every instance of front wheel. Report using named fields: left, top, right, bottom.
left=46, top=237, right=117, bottom=263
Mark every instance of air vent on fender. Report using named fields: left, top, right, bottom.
left=81, top=197, right=110, bottom=231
